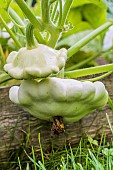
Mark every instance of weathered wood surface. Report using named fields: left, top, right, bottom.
left=0, top=74, right=113, bottom=165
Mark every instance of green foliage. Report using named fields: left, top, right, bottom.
left=0, top=1, right=113, bottom=169
left=58, top=30, right=102, bottom=52
left=67, top=0, right=107, bottom=36
left=82, top=4, right=107, bottom=28
left=10, top=1, right=26, bottom=19
left=62, top=21, right=92, bottom=38
left=0, top=0, right=12, bottom=10
left=68, top=8, right=82, bottom=26
left=0, top=0, right=113, bottom=85
left=4, top=133, right=113, bottom=169
left=0, top=0, right=11, bottom=22
left=0, top=10, right=10, bottom=23
left=31, top=0, right=41, bottom=17
left=58, top=30, right=102, bottom=69
left=72, top=0, right=106, bottom=8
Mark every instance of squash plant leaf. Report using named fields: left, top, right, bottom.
left=82, top=4, right=107, bottom=28
left=0, top=0, right=12, bottom=10
left=0, top=0, right=12, bottom=22
left=72, top=0, right=106, bottom=8
left=67, top=0, right=107, bottom=37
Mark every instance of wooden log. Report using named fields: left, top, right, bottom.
left=0, top=74, right=113, bottom=166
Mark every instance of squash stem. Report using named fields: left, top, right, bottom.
left=26, top=23, right=37, bottom=49
left=50, top=116, right=64, bottom=137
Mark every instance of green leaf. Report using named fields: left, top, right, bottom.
left=83, top=4, right=107, bottom=28
left=57, top=30, right=101, bottom=69
left=32, top=0, right=41, bottom=17
left=58, top=30, right=102, bottom=53
left=0, top=0, right=12, bottom=10
left=67, top=0, right=107, bottom=36
left=68, top=8, right=82, bottom=26
left=72, top=0, right=106, bottom=8
left=88, top=135, right=98, bottom=146
left=102, top=148, right=113, bottom=156
left=0, top=37, right=10, bottom=46
left=65, top=51, right=95, bottom=70
left=62, top=21, right=92, bottom=38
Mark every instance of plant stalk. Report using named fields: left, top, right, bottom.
left=0, top=15, right=22, bottom=48
left=41, top=0, right=49, bottom=24
left=8, top=7, right=25, bottom=34
left=47, top=24, right=60, bottom=48
left=65, top=63, right=113, bottom=78
left=60, top=0, right=73, bottom=27
left=34, top=28, right=46, bottom=44
left=67, top=22, right=113, bottom=58
left=85, top=71, right=113, bottom=82
left=51, top=1, right=58, bottom=22
left=15, top=0, right=44, bottom=31
left=58, top=0, right=62, bottom=26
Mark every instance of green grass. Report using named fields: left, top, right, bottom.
left=4, top=134, right=113, bottom=170
left=15, top=139, right=113, bottom=170
left=1, top=113, right=113, bottom=170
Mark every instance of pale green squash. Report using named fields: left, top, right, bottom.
left=4, top=44, right=67, bottom=79
left=9, top=77, right=108, bottom=123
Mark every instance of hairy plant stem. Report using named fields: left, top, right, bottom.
left=47, top=24, right=60, bottom=48
left=51, top=1, right=58, bottom=22
left=15, top=0, right=44, bottom=31
left=33, top=29, right=46, bottom=44
left=67, top=22, right=113, bottom=58
left=8, top=7, right=25, bottom=34
left=65, top=64, right=113, bottom=78
left=60, top=0, right=74, bottom=27
left=58, top=0, right=62, bottom=26
left=85, top=71, right=113, bottom=82
left=9, top=7, right=45, bottom=44
left=0, top=15, right=22, bottom=48
left=14, top=0, right=73, bottom=49
left=48, top=0, right=73, bottom=47
left=41, top=0, right=49, bottom=24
